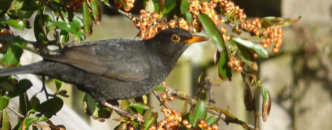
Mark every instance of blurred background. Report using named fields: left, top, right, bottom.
left=14, top=0, right=332, bottom=129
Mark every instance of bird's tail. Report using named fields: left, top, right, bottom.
left=0, top=61, right=50, bottom=77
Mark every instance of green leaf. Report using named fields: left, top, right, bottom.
left=198, top=14, right=225, bottom=51
left=2, top=46, right=22, bottom=66
left=47, top=21, right=78, bottom=34
left=34, top=10, right=51, bottom=44
left=0, top=95, right=10, bottom=110
left=29, top=96, right=40, bottom=109
left=129, top=103, right=150, bottom=115
left=20, top=115, right=48, bottom=130
left=144, top=110, right=157, bottom=130
left=57, top=90, right=69, bottom=97
left=189, top=100, right=207, bottom=127
left=218, top=51, right=232, bottom=80
left=16, top=79, right=32, bottom=94
left=206, top=116, right=218, bottom=125
left=260, top=16, right=301, bottom=28
left=8, top=0, right=23, bottom=11
left=1, top=109, right=11, bottom=130
left=0, top=19, right=26, bottom=30
left=144, top=0, right=156, bottom=13
left=92, top=107, right=112, bottom=119
left=36, top=97, right=64, bottom=117
left=83, top=94, right=96, bottom=115
left=198, top=14, right=232, bottom=79
left=262, top=87, right=271, bottom=122
left=83, top=1, right=93, bottom=35
left=120, top=100, right=131, bottom=112
left=160, top=0, right=176, bottom=15
left=233, top=37, right=268, bottom=58
left=154, top=84, right=165, bottom=91
left=180, top=0, right=189, bottom=15
left=19, top=93, right=29, bottom=116
left=91, top=0, right=101, bottom=24
left=55, top=79, right=62, bottom=91
left=0, top=78, right=16, bottom=93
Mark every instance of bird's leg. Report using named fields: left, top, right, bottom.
left=101, top=100, right=144, bottom=123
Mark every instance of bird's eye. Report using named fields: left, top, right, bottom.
left=171, top=34, right=181, bottom=42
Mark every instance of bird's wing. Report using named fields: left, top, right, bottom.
left=44, top=39, right=150, bottom=81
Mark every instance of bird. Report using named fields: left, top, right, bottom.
left=0, top=28, right=208, bottom=102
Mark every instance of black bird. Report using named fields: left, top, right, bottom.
left=0, top=28, right=207, bottom=102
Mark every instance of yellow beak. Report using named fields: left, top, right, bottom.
left=184, top=35, right=208, bottom=44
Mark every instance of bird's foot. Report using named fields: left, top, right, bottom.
left=102, top=101, right=144, bottom=123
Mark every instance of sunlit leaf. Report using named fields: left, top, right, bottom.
left=83, top=1, right=93, bottom=35
left=0, top=95, right=10, bottom=110
left=262, top=87, right=271, bottom=122
left=189, top=100, right=207, bottom=127
left=198, top=14, right=232, bottom=80
left=8, top=0, right=23, bottom=11
left=144, top=0, right=158, bottom=13
left=1, top=109, right=11, bottom=130
left=260, top=16, right=301, bottom=28
left=47, top=21, right=78, bottom=34
left=198, top=14, right=225, bottom=51
left=0, top=19, right=26, bottom=30
left=2, top=46, right=22, bottom=66
left=129, top=103, right=150, bottom=115
left=154, top=84, right=165, bottom=91
left=233, top=37, right=268, bottom=58
left=91, top=0, right=101, bottom=24
left=206, top=116, right=218, bottom=125
left=55, top=79, right=62, bottom=91
left=144, top=110, right=157, bottom=130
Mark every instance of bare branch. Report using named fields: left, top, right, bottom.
left=6, top=106, right=24, bottom=118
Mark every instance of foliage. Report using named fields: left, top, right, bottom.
left=0, top=0, right=299, bottom=129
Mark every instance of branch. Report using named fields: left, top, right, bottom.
left=6, top=106, right=24, bottom=118
left=162, top=85, right=255, bottom=130
left=100, top=0, right=132, bottom=18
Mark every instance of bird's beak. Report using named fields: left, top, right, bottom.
left=184, top=35, right=208, bottom=44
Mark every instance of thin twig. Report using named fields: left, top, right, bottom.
left=6, top=106, right=24, bottom=118
left=162, top=85, right=255, bottom=130
left=102, top=101, right=144, bottom=123
left=100, top=0, right=132, bottom=18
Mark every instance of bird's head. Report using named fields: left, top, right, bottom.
left=145, top=28, right=208, bottom=58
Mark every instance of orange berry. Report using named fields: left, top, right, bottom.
left=272, top=47, right=279, bottom=53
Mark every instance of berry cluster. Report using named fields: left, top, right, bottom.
left=198, top=120, right=219, bottom=130
left=218, top=0, right=247, bottom=22
left=131, top=10, right=163, bottom=39
left=260, top=27, right=283, bottom=53
left=132, top=10, right=199, bottom=39
left=149, top=108, right=182, bottom=129
left=114, top=0, right=135, bottom=12
left=227, top=57, right=243, bottom=72
left=160, top=86, right=176, bottom=105
left=240, top=18, right=283, bottom=53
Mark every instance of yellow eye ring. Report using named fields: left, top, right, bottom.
left=171, top=34, right=181, bottom=42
